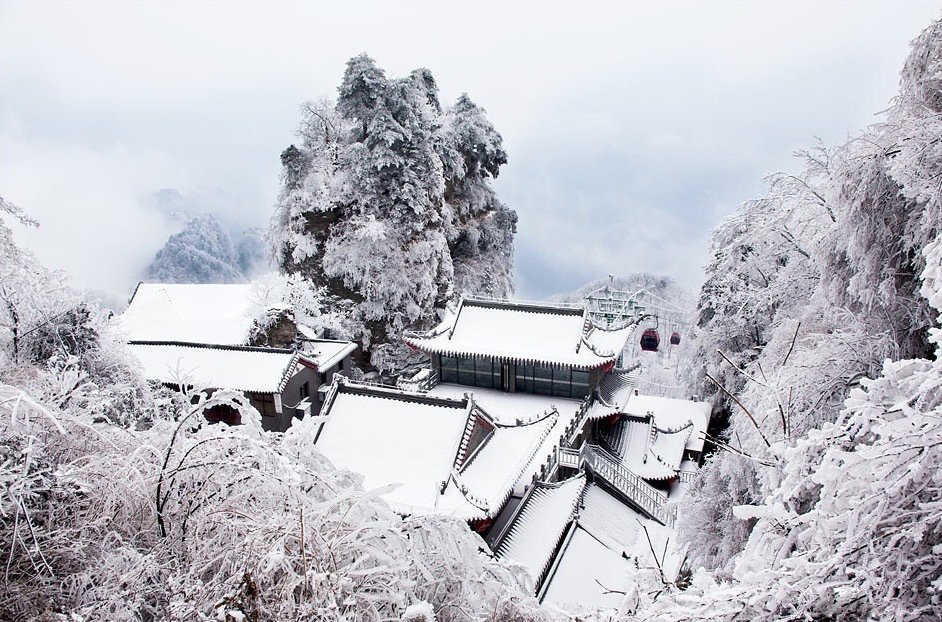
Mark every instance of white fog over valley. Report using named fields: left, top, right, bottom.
left=3, top=2, right=942, bottom=621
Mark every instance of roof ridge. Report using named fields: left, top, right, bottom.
left=128, top=340, right=295, bottom=354
left=337, top=379, right=470, bottom=408
left=463, top=296, right=585, bottom=316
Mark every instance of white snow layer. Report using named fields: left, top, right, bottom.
left=314, top=390, right=469, bottom=515
left=541, top=527, right=631, bottom=610
left=542, top=483, right=677, bottom=612
left=406, top=301, right=633, bottom=368
left=116, top=282, right=284, bottom=345
left=443, top=414, right=557, bottom=517
left=430, top=384, right=584, bottom=491
left=127, top=343, right=298, bottom=393
left=301, top=339, right=357, bottom=371
left=621, top=394, right=710, bottom=452
left=495, top=475, right=587, bottom=586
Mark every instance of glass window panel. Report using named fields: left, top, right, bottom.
left=533, top=365, right=553, bottom=381
left=533, top=365, right=553, bottom=396
left=515, top=372, right=526, bottom=392
left=458, top=357, right=475, bottom=386
left=474, top=358, right=493, bottom=388
left=441, top=365, right=458, bottom=383
left=552, top=379, right=571, bottom=398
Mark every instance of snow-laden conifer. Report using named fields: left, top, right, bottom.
left=269, top=56, right=515, bottom=373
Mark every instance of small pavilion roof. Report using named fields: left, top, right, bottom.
left=405, top=297, right=634, bottom=369
left=603, top=415, right=694, bottom=481
left=622, top=394, right=710, bottom=453
left=300, top=338, right=357, bottom=371
left=127, top=342, right=302, bottom=394
left=440, top=410, right=558, bottom=519
left=429, top=383, right=585, bottom=495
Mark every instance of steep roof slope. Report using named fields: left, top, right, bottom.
left=495, top=475, right=586, bottom=587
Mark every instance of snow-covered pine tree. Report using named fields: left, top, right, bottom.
left=270, top=56, right=515, bottom=373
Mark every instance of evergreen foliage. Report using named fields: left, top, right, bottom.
left=270, top=56, right=516, bottom=372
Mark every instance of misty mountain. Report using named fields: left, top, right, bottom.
left=145, top=214, right=267, bottom=284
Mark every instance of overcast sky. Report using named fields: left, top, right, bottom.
left=2, top=1, right=940, bottom=301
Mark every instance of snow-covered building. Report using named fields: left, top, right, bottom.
left=311, top=378, right=558, bottom=521
left=115, top=282, right=356, bottom=431
left=307, top=294, right=710, bottom=610
left=404, top=297, right=634, bottom=397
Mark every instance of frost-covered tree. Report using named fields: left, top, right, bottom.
left=146, top=213, right=246, bottom=284
left=270, top=56, right=516, bottom=372
left=662, top=15, right=942, bottom=604
left=1, top=199, right=549, bottom=621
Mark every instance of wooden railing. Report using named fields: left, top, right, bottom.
left=396, top=368, right=440, bottom=393
left=678, top=470, right=697, bottom=485
left=557, top=446, right=582, bottom=469
left=583, top=444, right=676, bottom=527
left=562, top=393, right=594, bottom=446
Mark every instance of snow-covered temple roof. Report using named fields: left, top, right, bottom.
left=541, top=526, right=629, bottom=610
left=539, top=483, right=674, bottom=611
left=429, top=383, right=584, bottom=493
left=127, top=343, right=303, bottom=393
left=117, top=282, right=284, bottom=345
left=621, top=394, right=710, bottom=453
left=441, top=412, right=557, bottom=518
left=585, top=369, right=638, bottom=420
left=314, top=380, right=559, bottom=519
left=315, top=383, right=471, bottom=515
left=495, top=475, right=586, bottom=588
left=300, top=338, right=357, bottom=371
left=405, top=297, right=634, bottom=369
left=603, top=416, right=692, bottom=480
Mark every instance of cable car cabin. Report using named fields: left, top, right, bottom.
left=670, top=331, right=681, bottom=346
left=640, top=329, right=660, bottom=352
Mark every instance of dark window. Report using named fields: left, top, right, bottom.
left=474, top=357, right=493, bottom=389
left=440, top=355, right=458, bottom=383
left=457, top=357, right=476, bottom=386
left=515, top=363, right=531, bottom=392
left=552, top=367, right=571, bottom=397
left=300, top=382, right=310, bottom=400
left=250, top=393, right=277, bottom=418
left=533, top=364, right=553, bottom=396
left=571, top=369, right=591, bottom=399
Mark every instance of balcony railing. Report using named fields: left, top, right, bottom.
left=396, top=368, right=440, bottom=393
left=557, top=443, right=676, bottom=527
left=678, top=470, right=697, bottom=485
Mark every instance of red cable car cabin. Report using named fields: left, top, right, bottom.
left=640, top=328, right=660, bottom=352
left=670, top=331, right=681, bottom=345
